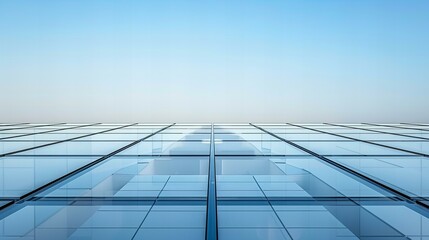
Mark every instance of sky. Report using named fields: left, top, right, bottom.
left=0, top=0, right=428, bottom=123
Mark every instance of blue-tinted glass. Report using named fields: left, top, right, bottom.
left=0, top=123, right=428, bottom=240
left=0, top=156, right=97, bottom=197
left=330, top=156, right=429, bottom=197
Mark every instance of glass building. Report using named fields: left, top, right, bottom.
left=0, top=123, right=428, bottom=240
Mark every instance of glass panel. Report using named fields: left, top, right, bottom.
left=0, top=201, right=205, bottom=240
left=216, top=156, right=391, bottom=199
left=10, top=141, right=134, bottom=156
left=330, top=156, right=429, bottom=197
left=36, top=156, right=208, bottom=199
left=0, top=123, right=428, bottom=240
left=371, top=141, right=429, bottom=155
left=216, top=141, right=308, bottom=155
left=0, top=156, right=97, bottom=197
left=295, top=141, right=413, bottom=156
left=119, top=141, right=210, bottom=156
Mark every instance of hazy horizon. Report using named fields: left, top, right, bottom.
left=1, top=0, right=428, bottom=122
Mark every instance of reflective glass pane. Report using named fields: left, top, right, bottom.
left=0, top=123, right=428, bottom=240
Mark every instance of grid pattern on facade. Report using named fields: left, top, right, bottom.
left=0, top=123, right=428, bottom=240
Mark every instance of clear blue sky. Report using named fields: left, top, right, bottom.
left=0, top=0, right=428, bottom=122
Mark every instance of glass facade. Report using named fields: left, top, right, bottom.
left=0, top=123, right=428, bottom=240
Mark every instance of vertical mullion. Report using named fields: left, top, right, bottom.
left=205, top=124, right=218, bottom=240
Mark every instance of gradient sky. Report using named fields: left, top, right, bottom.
left=1, top=0, right=428, bottom=123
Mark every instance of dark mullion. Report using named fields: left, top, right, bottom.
left=131, top=176, right=171, bottom=240
left=205, top=124, right=218, bottom=240
left=0, top=123, right=139, bottom=157
left=0, top=123, right=30, bottom=128
left=0, top=123, right=175, bottom=213
left=4, top=154, right=418, bottom=158
left=0, top=123, right=66, bottom=132
left=324, top=123, right=429, bottom=141
left=249, top=123, right=429, bottom=211
left=0, top=123, right=101, bottom=140
left=287, top=123, right=429, bottom=158
left=400, top=123, right=429, bottom=127
left=3, top=139, right=428, bottom=143
left=252, top=176, right=294, bottom=239
left=363, top=123, right=429, bottom=132
left=16, top=196, right=407, bottom=203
